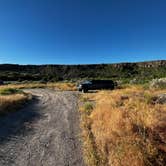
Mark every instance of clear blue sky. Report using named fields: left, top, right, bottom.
left=0, top=0, right=166, bottom=64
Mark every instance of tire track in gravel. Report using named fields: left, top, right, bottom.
left=0, top=89, right=85, bottom=166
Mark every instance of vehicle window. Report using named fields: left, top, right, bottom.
left=83, top=81, right=92, bottom=84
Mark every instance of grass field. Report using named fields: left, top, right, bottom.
left=80, top=85, right=166, bottom=166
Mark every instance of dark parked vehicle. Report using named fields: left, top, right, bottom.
left=77, top=80, right=115, bottom=93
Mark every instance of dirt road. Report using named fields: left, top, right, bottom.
left=0, top=89, right=85, bottom=166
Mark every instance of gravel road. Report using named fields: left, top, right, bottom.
left=0, top=89, right=85, bottom=166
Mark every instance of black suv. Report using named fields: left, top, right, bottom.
left=77, top=80, right=115, bottom=93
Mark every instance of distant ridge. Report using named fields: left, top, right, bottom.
left=111, top=60, right=166, bottom=68
left=0, top=60, right=165, bottom=83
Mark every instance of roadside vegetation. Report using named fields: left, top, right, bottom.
left=0, top=82, right=76, bottom=91
left=0, top=88, right=23, bottom=95
left=150, top=78, right=166, bottom=89
left=80, top=83, right=166, bottom=166
left=48, top=82, right=76, bottom=91
left=0, top=88, right=31, bottom=115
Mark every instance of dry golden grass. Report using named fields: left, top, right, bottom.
left=0, top=93, right=30, bottom=115
left=47, top=82, right=77, bottom=91
left=0, top=82, right=76, bottom=91
left=80, top=86, right=166, bottom=166
left=0, top=83, right=46, bottom=90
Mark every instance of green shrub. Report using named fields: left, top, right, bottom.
left=84, top=102, right=94, bottom=115
left=150, top=78, right=166, bottom=89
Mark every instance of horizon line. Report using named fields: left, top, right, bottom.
left=0, top=59, right=165, bottom=66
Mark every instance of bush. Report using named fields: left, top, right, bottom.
left=150, top=78, right=166, bottom=89
left=84, top=102, right=94, bottom=115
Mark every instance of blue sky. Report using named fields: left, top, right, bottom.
left=0, top=0, right=166, bottom=64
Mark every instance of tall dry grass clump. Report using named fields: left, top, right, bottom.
left=80, top=86, right=166, bottom=166
left=0, top=87, right=31, bottom=115
left=0, top=94, right=29, bottom=115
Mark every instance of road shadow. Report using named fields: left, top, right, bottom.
left=0, top=97, right=42, bottom=144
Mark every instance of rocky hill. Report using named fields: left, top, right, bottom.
left=0, top=60, right=165, bottom=83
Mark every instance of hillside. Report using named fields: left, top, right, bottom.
left=0, top=60, right=165, bottom=83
